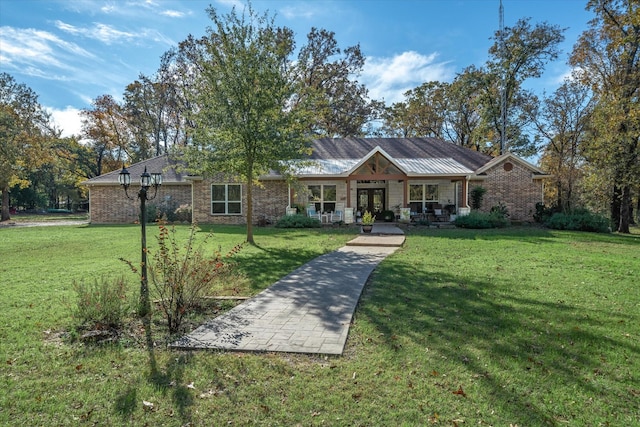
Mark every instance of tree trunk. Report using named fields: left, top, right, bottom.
left=618, top=185, right=631, bottom=233
left=245, top=177, right=254, bottom=245
left=636, top=186, right=640, bottom=223
left=611, top=185, right=621, bottom=229
left=1, top=186, right=10, bottom=221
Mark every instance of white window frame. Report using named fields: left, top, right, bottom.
left=307, top=184, right=337, bottom=213
left=211, top=184, right=242, bottom=215
left=409, top=184, right=439, bottom=212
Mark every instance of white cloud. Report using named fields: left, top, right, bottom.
left=0, top=26, right=94, bottom=76
left=280, top=5, right=321, bottom=20
left=363, top=51, right=455, bottom=104
left=55, top=20, right=136, bottom=44
left=48, top=106, right=83, bottom=138
left=161, top=9, right=186, bottom=18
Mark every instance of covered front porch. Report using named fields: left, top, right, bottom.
left=290, top=148, right=472, bottom=224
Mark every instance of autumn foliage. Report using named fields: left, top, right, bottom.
left=147, top=224, right=243, bottom=334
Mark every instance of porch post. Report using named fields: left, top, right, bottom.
left=403, top=179, right=408, bottom=207
left=462, top=177, right=469, bottom=208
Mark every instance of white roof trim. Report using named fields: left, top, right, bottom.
left=343, top=146, right=410, bottom=175
left=474, top=152, right=547, bottom=175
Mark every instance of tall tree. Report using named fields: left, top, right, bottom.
left=180, top=4, right=310, bottom=244
left=0, top=73, right=53, bottom=221
left=529, top=79, right=594, bottom=212
left=570, top=0, right=639, bottom=233
left=380, top=81, right=447, bottom=138
left=124, top=71, right=186, bottom=159
left=441, top=67, right=486, bottom=151
left=80, top=95, right=130, bottom=176
left=488, top=18, right=565, bottom=155
left=294, top=28, right=376, bottom=137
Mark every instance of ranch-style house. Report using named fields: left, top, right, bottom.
left=83, top=137, right=550, bottom=225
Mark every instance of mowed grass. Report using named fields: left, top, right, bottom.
left=0, top=223, right=638, bottom=426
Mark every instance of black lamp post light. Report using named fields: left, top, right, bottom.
left=118, top=165, right=162, bottom=318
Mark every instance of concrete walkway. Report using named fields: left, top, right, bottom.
left=171, top=225, right=404, bottom=355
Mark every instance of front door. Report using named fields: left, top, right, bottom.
left=357, top=189, right=385, bottom=218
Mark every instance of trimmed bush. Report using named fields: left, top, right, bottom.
left=454, top=211, right=509, bottom=229
left=275, top=214, right=321, bottom=228
left=545, top=210, right=610, bottom=233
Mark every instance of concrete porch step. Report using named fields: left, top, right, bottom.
left=346, top=223, right=405, bottom=247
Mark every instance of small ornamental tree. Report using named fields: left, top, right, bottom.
left=470, top=186, right=487, bottom=210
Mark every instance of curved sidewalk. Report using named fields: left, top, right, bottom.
left=171, top=225, right=404, bottom=355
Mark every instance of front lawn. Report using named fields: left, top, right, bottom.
left=0, top=224, right=638, bottom=425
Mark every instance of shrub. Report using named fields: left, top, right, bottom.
left=141, top=204, right=158, bottom=223
left=382, top=210, right=395, bottom=222
left=534, top=202, right=559, bottom=223
left=275, top=214, right=321, bottom=228
left=174, top=204, right=192, bottom=222
left=470, top=186, right=487, bottom=210
left=490, top=202, right=510, bottom=219
left=454, top=211, right=509, bottom=229
left=147, top=224, right=243, bottom=334
left=545, top=210, right=610, bottom=233
left=72, top=276, right=130, bottom=330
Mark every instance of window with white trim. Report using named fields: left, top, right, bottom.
left=211, top=184, right=242, bottom=215
left=409, top=184, right=438, bottom=212
left=308, top=184, right=336, bottom=212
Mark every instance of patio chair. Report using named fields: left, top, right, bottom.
left=306, top=206, right=322, bottom=221
left=433, top=204, right=448, bottom=222
left=330, top=203, right=344, bottom=222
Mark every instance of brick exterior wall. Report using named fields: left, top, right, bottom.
left=470, top=159, right=544, bottom=221
left=88, top=160, right=544, bottom=224
left=191, top=176, right=289, bottom=225
left=88, top=183, right=191, bottom=224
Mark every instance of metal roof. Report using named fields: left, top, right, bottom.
left=289, top=157, right=473, bottom=177
left=396, top=158, right=473, bottom=175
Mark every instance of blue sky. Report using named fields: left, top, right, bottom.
left=0, top=0, right=594, bottom=137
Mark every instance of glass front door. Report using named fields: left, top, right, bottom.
left=357, top=189, right=385, bottom=218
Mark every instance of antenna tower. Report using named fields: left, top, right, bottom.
left=499, top=0, right=507, bottom=154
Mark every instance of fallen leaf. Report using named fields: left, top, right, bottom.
left=430, top=370, right=439, bottom=376
left=453, top=385, right=467, bottom=397
left=75, top=364, right=83, bottom=371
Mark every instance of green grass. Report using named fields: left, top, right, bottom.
left=1, top=223, right=638, bottom=426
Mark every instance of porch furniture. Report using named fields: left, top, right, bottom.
left=344, top=207, right=354, bottom=224
left=433, top=204, right=448, bottom=222
left=306, top=206, right=322, bottom=222
left=330, top=203, right=344, bottom=222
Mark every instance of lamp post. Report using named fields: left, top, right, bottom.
left=118, top=165, right=162, bottom=318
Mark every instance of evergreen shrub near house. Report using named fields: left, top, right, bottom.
left=275, top=214, right=322, bottom=228
left=382, top=210, right=395, bottom=222
left=141, top=204, right=159, bottom=223
left=533, top=202, right=559, bottom=223
left=454, top=211, right=509, bottom=229
left=545, top=209, right=610, bottom=233
left=490, top=202, right=510, bottom=218
left=470, top=186, right=487, bottom=210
